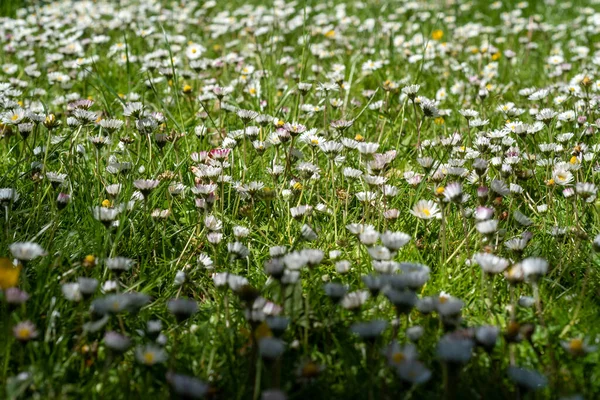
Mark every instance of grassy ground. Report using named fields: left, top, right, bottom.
left=1, top=0, right=600, bottom=399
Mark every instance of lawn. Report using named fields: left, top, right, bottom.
left=1, top=0, right=600, bottom=399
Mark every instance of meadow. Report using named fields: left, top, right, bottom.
left=1, top=0, right=600, bottom=398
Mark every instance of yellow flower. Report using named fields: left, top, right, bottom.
left=182, top=84, right=192, bottom=94
left=581, top=76, right=592, bottom=87
left=435, top=186, right=445, bottom=195
left=491, top=52, right=501, bottom=61
left=83, top=255, right=96, bottom=268
left=569, top=156, right=579, bottom=165
left=431, top=30, right=444, bottom=41
left=325, top=30, right=335, bottom=38
left=354, top=134, right=364, bottom=142
left=546, top=179, right=555, bottom=186
left=101, top=199, right=111, bottom=208
left=434, top=117, right=445, bottom=125
left=0, top=257, right=21, bottom=289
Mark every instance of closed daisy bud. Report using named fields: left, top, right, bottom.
left=437, top=334, right=474, bottom=364
left=593, top=234, right=600, bottom=252
left=350, top=320, right=387, bottom=341
left=258, top=337, right=285, bottom=360
left=166, top=372, right=209, bottom=399
left=406, top=326, right=425, bottom=342
left=167, top=298, right=198, bottom=322
left=380, top=231, right=411, bottom=252
left=475, top=325, right=500, bottom=352
left=104, top=331, right=131, bottom=353
left=508, top=366, right=547, bottom=392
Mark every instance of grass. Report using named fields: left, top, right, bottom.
left=1, top=0, right=600, bottom=399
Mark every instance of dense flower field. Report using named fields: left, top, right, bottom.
left=1, top=0, right=600, bottom=398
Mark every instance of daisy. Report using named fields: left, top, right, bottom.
left=410, top=200, right=440, bottom=220
left=135, top=345, right=167, bottom=366
left=13, top=321, right=38, bottom=342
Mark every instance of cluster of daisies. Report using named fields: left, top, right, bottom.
left=1, top=0, right=600, bottom=398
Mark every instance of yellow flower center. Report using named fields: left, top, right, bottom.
left=569, top=338, right=583, bottom=353
left=17, top=327, right=31, bottom=339
left=422, top=208, right=431, bottom=216
left=11, top=114, right=18, bottom=121
left=143, top=352, right=155, bottom=364
left=302, top=362, right=320, bottom=376
left=392, top=352, right=405, bottom=363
